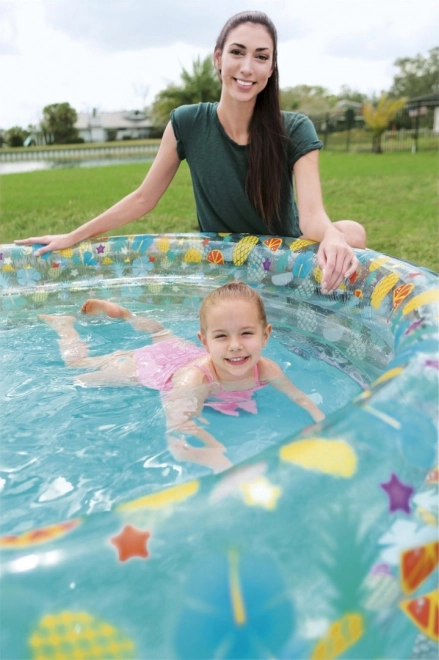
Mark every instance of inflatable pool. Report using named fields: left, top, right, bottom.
left=1, top=233, right=438, bottom=660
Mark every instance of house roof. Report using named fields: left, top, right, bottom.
left=333, top=99, right=363, bottom=110
left=76, top=110, right=153, bottom=129
left=406, top=93, right=439, bottom=107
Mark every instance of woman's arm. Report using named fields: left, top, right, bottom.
left=293, top=150, right=360, bottom=293
left=15, top=122, right=181, bottom=256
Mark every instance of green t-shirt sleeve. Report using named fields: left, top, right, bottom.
left=170, top=105, right=196, bottom=161
left=283, top=112, right=323, bottom=168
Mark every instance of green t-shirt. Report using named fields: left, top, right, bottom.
left=170, top=102, right=322, bottom=237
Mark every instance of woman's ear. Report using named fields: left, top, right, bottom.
left=214, top=50, right=222, bottom=75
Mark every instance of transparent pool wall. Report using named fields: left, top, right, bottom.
left=1, top=234, right=438, bottom=660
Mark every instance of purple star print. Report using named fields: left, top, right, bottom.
left=380, top=473, right=414, bottom=514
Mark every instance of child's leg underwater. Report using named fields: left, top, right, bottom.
left=40, top=315, right=93, bottom=367
left=40, top=314, right=136, bottom=384
left=82, top=299, right=173, bottom=343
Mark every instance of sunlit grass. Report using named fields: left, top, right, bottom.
left=1, top=151, right=437, bottom=271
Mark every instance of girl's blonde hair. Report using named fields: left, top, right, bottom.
left=199, top=282, right=267, bottom=332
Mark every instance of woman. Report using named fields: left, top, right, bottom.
left=16, top=11, right=366, bottom=294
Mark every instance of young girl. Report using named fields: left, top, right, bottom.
left=17, top=11, right=365, bottom=295
left=41, top=282, right=324, bottom=473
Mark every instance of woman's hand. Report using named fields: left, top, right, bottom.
left=294, top=151, right=362, bottom=294
left=14, top=121, right=182, bottom=258
left=317, top=226, right=359, bottom=294
left=14, top=234, right=76, bottom=257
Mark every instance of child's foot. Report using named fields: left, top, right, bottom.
left=39, top=314, right=76, bottom=331
left=81, top=299, right=131, bottom=319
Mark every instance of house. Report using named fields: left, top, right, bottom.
left=405, top=93, right=439, bottom=134
left=330, top=100, right=364, bottom=125
left=75, top=108, right=154, bottom=142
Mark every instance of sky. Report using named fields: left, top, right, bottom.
left=1, top=0, right=438, bottom=129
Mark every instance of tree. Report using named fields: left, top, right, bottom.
left=151, top=56, right=221, bottom=127
left=337, top=85, right=370, bottom=104
left=5, top=126, right=29, bottom=147
left=280, top=85, right=337, bottom=115
left=362, top=94, right=407, bottom=153
left=41, top=102, right=79, bottom=144
left=390, top=47, right=439, bottom=99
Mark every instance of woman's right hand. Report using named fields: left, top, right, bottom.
left=14, top=234, right=76, bottom=257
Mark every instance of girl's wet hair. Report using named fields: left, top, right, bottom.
left=214, top=11, right=289, bottom=234
left=199, top=282, right=267, bottom=332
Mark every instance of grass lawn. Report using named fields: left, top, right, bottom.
left=1, top=151, right=437, bottom=271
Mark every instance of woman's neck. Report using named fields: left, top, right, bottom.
left=217, top=96, right=255, bottom=145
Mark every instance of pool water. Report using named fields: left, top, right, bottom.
left=1, top=295, right=363, bottom=536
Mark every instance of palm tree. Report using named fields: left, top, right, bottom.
left=362, top=94, right=407, bottom=153
left=151, top=56, right=221, bottom=128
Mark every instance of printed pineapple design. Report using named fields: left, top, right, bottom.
left=156, top=236, right=170, bottom=253
left=160, top=255, right=173, bottom=270
left=232, top=236, right=259, bottom=266
left=295, top=279, right=315, bottom=299
left=147, top=282, right=163, bottom=294
left=48, top=267, right=61, bottom=280
left=32, top=290, right=48, bottom=303
left=183, top=248, right=203, bottom=263
left=411, top=633, right=438, bottom=659
left=247, top=251, right=266, bottom=281
left=296, top=303, right=319, bottom=332
left=346, top=331, right=368, bottom=361
left=371, top=273, right=400, bottom=310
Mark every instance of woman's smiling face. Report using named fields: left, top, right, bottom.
left=215, top=22, right=274, bottom=104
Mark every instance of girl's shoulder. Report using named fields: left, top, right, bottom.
left=171, top=355, right=213, bottom=387
left=257, top=357, right=283, bottom=382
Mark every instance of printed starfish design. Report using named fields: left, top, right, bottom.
left=380, top=473, right=414, bottom=514
left=110, top=524, right=150, bottom=562
left=241, top=476, right=282, bottom=510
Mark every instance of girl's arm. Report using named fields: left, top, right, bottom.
left=260, top=358, right=325, bottom=423
left=15, top=122, right=181, bottom=257
left=293, top=150, right=359, bottom=293
left=162, top=368, right=225, bottom=450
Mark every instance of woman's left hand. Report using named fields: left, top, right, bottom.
left=294, top=151, right=360, bottom=294
left=317, top=227, right=359, bottom=294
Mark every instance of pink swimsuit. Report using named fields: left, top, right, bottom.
left=133, top=337, right=267, bottom=416
left=193, top=363, right=266, bottom=416
left=133, top=338, right=206, bottom=392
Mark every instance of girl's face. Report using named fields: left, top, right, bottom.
left=215, top=22, right=274, bottom=105
left=198, top=299, right=271, bottom=382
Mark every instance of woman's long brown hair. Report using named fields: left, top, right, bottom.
left=215, top=11, right=289, bottom=234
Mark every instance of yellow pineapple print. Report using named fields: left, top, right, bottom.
left=233, top=236, right=259, bottom=266
left=371, top=273, right=399, bottom=309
